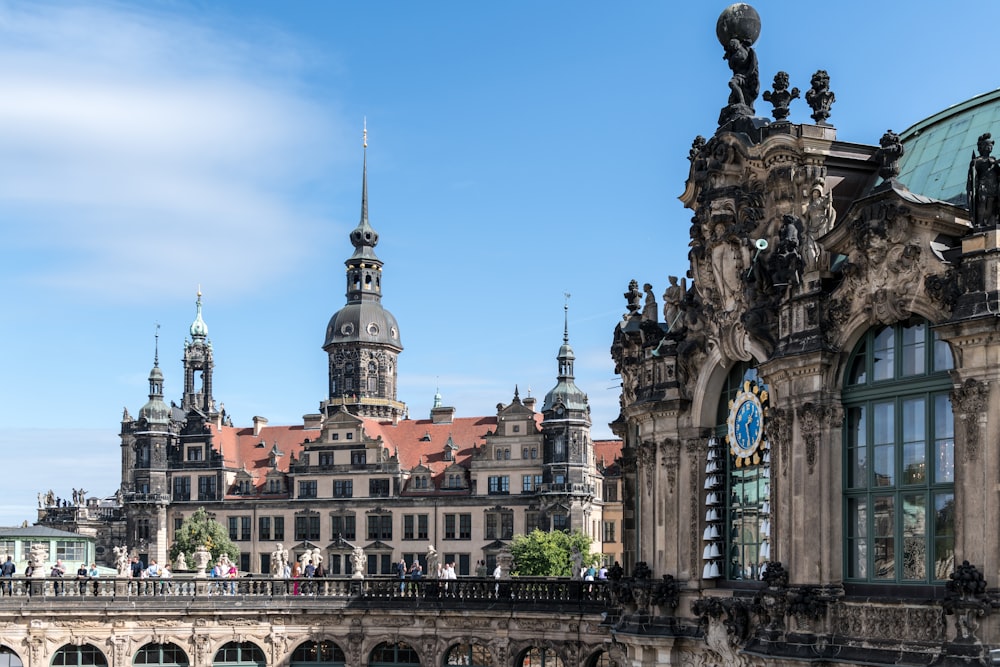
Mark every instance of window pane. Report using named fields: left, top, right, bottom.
left=872, top=495, right=895, bottom=580
left=872, top=401, right=895, bottom=486
left=847, top=497, right=867, bottom=579
left=901, top=398, right=926, bottom=485
left=934, top=393, right=955, bottom=483
left=847, top=342, right=868, bottom=385
left=900, top=321, right=926, bottom=376
left=933, top=334, right=954, bottom=371
left=872, top=327, right=895, bottom=381
left=901, top=493, right=926, bottom=580
left=934, top=492, right=956, bottom=581
left=846, top=406, right=867, bottom=489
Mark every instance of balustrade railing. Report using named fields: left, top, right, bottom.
left=0, top=575, right=612, bottom=610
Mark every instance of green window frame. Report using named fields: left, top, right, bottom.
left=842, top=318, right=955, bottom=584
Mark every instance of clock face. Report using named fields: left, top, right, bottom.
left=731, top=394, right=762, bottom=454
left=726, top=379, right=768, bottom=466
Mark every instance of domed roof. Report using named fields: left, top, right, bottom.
left=896, top=88, right=1000, bottom=205
left=542, top=377, right=589, bottom=413
left=139, top=364, right=170, bottom=425
left=190, top=290, right=209, bottom=340
left=324, top=301, right=402, bottom=350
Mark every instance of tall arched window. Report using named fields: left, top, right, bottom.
left=704, top=362, right=770, bottom=582
left=843, top=317, right=954, bottom=584
left=367, top=361, right=378, bottom=394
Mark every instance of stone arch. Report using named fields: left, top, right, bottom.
left=691, top=346, right=768, bottom=428
left=0, top=645, right=24, bottom=667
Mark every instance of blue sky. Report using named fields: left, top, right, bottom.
left=1, top=0, right=997, bottom=525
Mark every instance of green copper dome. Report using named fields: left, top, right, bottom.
left=896, top=88, right=1000, bottom=206
left=190, top=290, right=209, bottom=340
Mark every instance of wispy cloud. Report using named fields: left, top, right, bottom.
left=0, top=1, right=342, bottom=299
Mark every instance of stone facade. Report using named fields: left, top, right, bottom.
left=607, top=4, right=1000, bottom=667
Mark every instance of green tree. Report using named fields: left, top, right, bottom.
left=168, top=507, right=239, bottom=569
left=509, top=529, right=598, bottom=576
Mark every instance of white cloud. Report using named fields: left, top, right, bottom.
left=0, top=1, right=342, bottom=299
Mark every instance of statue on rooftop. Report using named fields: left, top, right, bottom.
left=805, top=70, right=836, bottom=125
left=876, top=129, right=904, bottom=182
left=762, top=71, right=799, bottom=121
left=968, top=132, right=1000, bottom=230
left=716, top=3, right=761, bottom=126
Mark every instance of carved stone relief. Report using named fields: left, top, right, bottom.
left=951, top=377, right=989, bottom=463
left=661, top=438, right=679, bottom=494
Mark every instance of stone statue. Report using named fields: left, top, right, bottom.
left=802, top=180, right=835, bottom=269
left=641, top=283, right=658, bottom=322
left=271, top=543, right=288, bottom=577
left=715, top=4, right=761, bottom=125
left=37, top=493, right=43, bottom=509
left=174, top=551, right=188, bottom=572
left=192, top=544, right=211, bottom=576
left=876, top=129, right=904, bottom=182
left=624, top=279, right=641, bottom=316
left=762, top=71, right=799, bottom=121
left=571, top=547, right=584, bottom=579
left=723, top=38, right=758, bottom=110
left=28, top=543, right=48, bottom=574
left=662, top=276, right=686, bottom=331
left=114, top=545, right=130, bottom=576
left=968, top=132, right=999, bottom=230
left=805, top=70, right=835, bottom=125
left=350, top=546, right=366, bottom=579
left=425, top=544, right=440, bottom=578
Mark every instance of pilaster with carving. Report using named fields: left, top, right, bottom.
left=951, top=377, right=988, bottom=463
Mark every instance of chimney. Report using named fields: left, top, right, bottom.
left=253, top=416, right=268, bottom=436
left=524, top=396, right=537, bottom=412
left=431, top=405, right=456, bottom=424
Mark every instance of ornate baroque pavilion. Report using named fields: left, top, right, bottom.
left=8, top=3, right=1000, bottom=667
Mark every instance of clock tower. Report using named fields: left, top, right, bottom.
left=322, top=128, right=405, bottom=423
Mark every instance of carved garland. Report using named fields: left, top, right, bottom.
left=637, top=440, right=657, bottom=496
left=661, top=438, right=679, bottom=494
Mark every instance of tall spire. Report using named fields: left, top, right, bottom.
left=360, top=118, right=369, bottom=227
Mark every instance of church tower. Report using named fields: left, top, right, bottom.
left=322, top=127, right=405, bottom=423
left=182, top=289, right=216, bottom=417
left=120, top=329, right=172, bottom=568
left=540, top=299, right=596, bottom=532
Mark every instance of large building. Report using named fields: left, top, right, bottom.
left=80, top=135, right=622, bottom=578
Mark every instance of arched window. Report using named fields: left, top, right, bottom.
left=213, top=642, right=265, bottom=667
left=290, top=641, right=346, bottom=667
left=134, top=644, right=189, bottom=667
left=52, top=645, right=108, bottom=667
left=843, top=318, right=955, bottom=583
left=367, top=642, right=419, bottom=666
left=0, top=646, right=23, bottom=667
left=704, top=362, right=769, bottom=582
left=444, top=642, right=490, bottom=666
left=368, top=361, right=378, bottom=394
left=517, top=648, right=564, bottom=667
